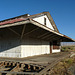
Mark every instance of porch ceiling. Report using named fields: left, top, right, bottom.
left=22, top=23, right=74, bottom=42
left=0, top=19, right=74, bottom=42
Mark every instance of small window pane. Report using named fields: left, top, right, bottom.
left=44, top=17, right=46, bottom=25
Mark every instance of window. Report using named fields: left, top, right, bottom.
left=44, top=17, right=46, bottom=25
left=53, top=41, right=60, bottom=49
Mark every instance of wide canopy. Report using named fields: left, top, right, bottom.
left=0, top=18, right=74, bottom=42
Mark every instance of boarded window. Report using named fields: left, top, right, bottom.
left=53, top=41, right=60, bottom=49
left=44, top=17, right=46, bottom=25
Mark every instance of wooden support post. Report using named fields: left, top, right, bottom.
left=8, top=28, right=20, bottom=36
left=37, top=32, right=49, bottom=38
left=47, top=35, right=60, bottom=40
left=41, top=33, right=54, bottom=39
left=21, top=24, right=26, bottom=39
left=24, top=27, right=39, bottom=36
left=48, top=36, right=62, bottom=42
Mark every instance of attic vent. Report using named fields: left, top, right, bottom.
left=44, top=17, right=46, bottom=25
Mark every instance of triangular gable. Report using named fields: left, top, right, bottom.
left=44, top=12, right=59, bottom=33
left=29, top=12, right=59, bottom=32
left=33, top=14, right=54, bottom=30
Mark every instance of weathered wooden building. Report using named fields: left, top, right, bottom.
left=0, top=12, right=74, bottom=58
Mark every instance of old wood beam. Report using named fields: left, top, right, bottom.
left=47, top=35, right=59, bottom=40
left=8, top=28, right=20, bottom=36
left=10, top=65, right=19, bottom=72
left=0, top=62, right=11, bottom=71
left=35, top=61, right=58, bottom=75
left=0, top=71, right=38, bottom=75
left=29, top=63, right=45, bottom=69
left=41, top=33, right=54, bottom=39
left=37, top=32, right=49, bottom=38
left=48, top=37, right=62, bottom=42
left=24, top=27, right=39, bottom=36
left=0, top=62, right=7, bottom=68
left=0, top=68, right=10, bottom=71
left=21, top=24, right=26, bottom=39
left=36, top=54, right=71, bottom=75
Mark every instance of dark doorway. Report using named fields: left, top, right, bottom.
left=53, top=41, right=60, bottom=49
left=50, top=42, right=52, bottom=53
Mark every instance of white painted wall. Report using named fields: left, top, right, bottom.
left=0, top=37, right=21, bottom=57
left=0, top=30, right=21, bottom=58
left=52, top=45, right=61, bottom=53
left=21, top=37, right=50, bottom=57
left=52, top=49, right=60, bottom=53
left=33, top=15, right=54, bottom=30
left=0, top=27, right=61, bottom=58
left=0, top=46, right=21, bottom=57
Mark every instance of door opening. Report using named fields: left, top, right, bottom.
left=50, top=42, right=52, bottom=53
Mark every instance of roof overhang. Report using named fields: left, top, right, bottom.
left=30, top=19, right=75, bottom=42
left=0, top=19, right=75, bottom=42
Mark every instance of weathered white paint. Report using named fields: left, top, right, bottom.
left=52, top=45, right=61, bottom=53
left=21, top=37, right=50, bottom=57
left=0, top=37, right=21, bottom=57
left=0, top=26, right=61, bottom=58
left=33, top=15, right=54, bottom=30
left=52, top=49, right=61, bottom=53
left=0, top=46, right=21, bottom=57
left=0, top=29, right=21, bottom=58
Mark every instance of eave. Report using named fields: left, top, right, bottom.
left=0, top=19, right=74, bottom=42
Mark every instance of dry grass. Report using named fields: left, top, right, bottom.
left=61, top=46, right=75, bottom=52
left=50, top=56, right=75, bottom=75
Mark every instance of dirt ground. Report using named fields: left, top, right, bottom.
left=0, top=52, right=74, bottom=75
left=50, top=55, right=75, bottom=75
left=0, top=52, right=70, bottom=64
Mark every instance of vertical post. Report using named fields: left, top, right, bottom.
left=50, top=42, right=52, bottom=54
left=21, top=24, right=26, bottom=39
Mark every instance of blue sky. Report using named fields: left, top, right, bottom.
left=0, top=0, right=75, bottom=40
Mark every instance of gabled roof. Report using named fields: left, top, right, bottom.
left=0, top=12, right=59, bottom=32
left=41, top=12, right=59, bottom=33
left=0, top=12, right=74, bottom=42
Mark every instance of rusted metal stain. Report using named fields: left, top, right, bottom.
left=0, top=18, right=25, bottom=25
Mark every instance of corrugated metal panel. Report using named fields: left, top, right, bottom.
left=0, top=18, right=25, bottom=25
